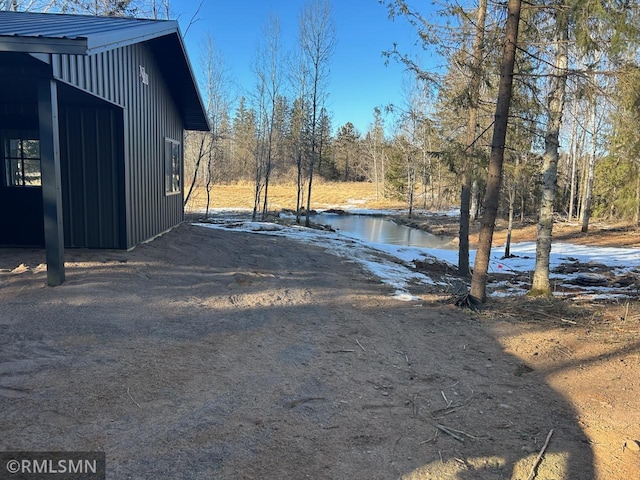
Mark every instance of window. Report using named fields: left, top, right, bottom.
left=165, top=138, right=181, bottom=194
left=3, top=137, right=41, bottom=187
left=164, top=138, right=181, bottom=194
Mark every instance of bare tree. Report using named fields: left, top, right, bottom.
left=253, top=13, right=285, bottom=220
left=530, top=6, right=568, bottom=296
left=185, top=36, right=230, bottom=217
left=468, top=0, right=522, bottom=304
left=365, top=108, right=386, bottom=200
left=459, top=0, right=488, bottom=277
left=298, top=0, right=336, bottom=227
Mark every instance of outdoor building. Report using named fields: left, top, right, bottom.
left=0, top=11, right=209, bottom=285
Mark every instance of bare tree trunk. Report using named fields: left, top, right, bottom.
left=505, top=188, right=515, bottom=258
left=184, top=133, right=206, bottom=207
left=300, top=0, right=336, bottom=228
left=459, top=0, right=487, bottom=277
left=459, top=173, right=471, bottom=275
left=470, top=180, right=479, bottom=221
left=422, top=159, right=428, bottom=209
left=252, top=129, right=266, bottom=221
left=204, top=146, right=214, bottom=219
left=580, top=98, right=597, bottom=232
left=567, top=100, right=579, bottom=220
left=261, top=152, right=272, bottom=220
left=635, top=167, right=640, bottom=225
left=429, top=155, right=434, bottom=206
left=296, top=147, right=304, bottom=223
left=305, top=129, right=317, bottom=227
left=469, top=0, right=521, bottom=304
left=437, top=165, right=442, bottom=209
left=407, top=159, right=415, bottom=217
left=530, top=9, right=568, bottom=296
left=374, top=153, right=379, bottom=200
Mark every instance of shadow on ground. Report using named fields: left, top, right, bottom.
left=0, top=224, right=594, bottom=479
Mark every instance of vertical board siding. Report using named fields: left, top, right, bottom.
left=52, top=42, right=184, bottom=248
left=59, top=104, right=124, bottom=248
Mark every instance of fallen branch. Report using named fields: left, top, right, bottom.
left=441, top=390, right=452, bottom=407
left=435, top=424, right=465, bottom=443
left=430, top=405, right=464, bottom=418
left=430, top=390, right=475, bottom=418
left=419, top=429, right=439, bottom=445
left=284, top=397, right=325, bottom=409
left=529, top=309, right=574, bottom=325
left=126, top=387, right=142, bottom=409
left=438, top=424, right=478, bottom=440
left=527, top=429, right=554, bottom=480
left=355, top=339, right=366, bottom=352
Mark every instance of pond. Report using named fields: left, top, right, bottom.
left=311, top=213, right=457, bottom=250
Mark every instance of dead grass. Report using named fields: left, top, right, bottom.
left=185, top=181, right=408, bottom=213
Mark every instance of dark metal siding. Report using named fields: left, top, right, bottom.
left=121, top=42, right=184, bottom=247
left=50, top=42, right=184, bottom=248
left=59, top=103, right=125, bottom=248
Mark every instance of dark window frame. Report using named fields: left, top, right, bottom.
left=164, top=137, right=181, bottom=195
left=2, top=133, right=41, bottom=187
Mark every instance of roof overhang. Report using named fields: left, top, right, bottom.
left=0, top=35, right=87, bottom=55
left=0, top=11, right=209, bottom=131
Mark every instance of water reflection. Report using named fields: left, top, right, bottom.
left=312, top=213, right=456, bottom=250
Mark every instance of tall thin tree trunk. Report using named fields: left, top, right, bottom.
left=530, top=9, right=569, bottom=296
left=459, top=0, right=488, bottom=277
left=429, top=155, right=435, bottom=206
left=635, top=167, right=640, bottom=225
left=459, top=173, right=472, bottom=275
left=581, top=97, right=597, bottom=232
left=505, top=189, right=515, bottom=258
left=184, top=133, right=207, bottom=207
left=407, top=160, right=415, bottom=217
left=469, top=0, right=521, bottom=304
left=422, top=160, right=428, bottom=209
left=437, top=165, right=442, bottom=209
left=505, top=158, right=519, bottom=257
left=252, top=133, right=265, bottom=221
left=470, top=180, right=479, bottom=220
left=567, top=100, right=579, bottom=220
left=261, top=110, right=276, bottom=221
left=374, top=147, right=379, bottom=200
left=204, top=148, right=214, bottom=219
left=305, top=68, right=320, bottom=228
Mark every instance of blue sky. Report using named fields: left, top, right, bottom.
left=172, top=0, right=432, bottom=135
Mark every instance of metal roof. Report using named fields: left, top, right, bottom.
left=0, top=11, right=209, bottom=131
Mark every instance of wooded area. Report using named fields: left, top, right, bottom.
left=181, top=1, right=640, bottom=226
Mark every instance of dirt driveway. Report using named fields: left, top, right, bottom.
left=0, top=223, right=624, bottom=478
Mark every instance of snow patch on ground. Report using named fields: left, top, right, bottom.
left=195, top=218, right=436, bottom=301
left=194, top=212, right=640, bottom=302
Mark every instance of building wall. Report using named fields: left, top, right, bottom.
left=50, top=42, right=185, bottom=248
left=59, top=100, right=125, bottom=248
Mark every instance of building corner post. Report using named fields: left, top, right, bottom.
left=38, top=78, right=65, bottom=286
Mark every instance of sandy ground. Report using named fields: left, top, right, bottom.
left=0, top=222, right=638, bottom=479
